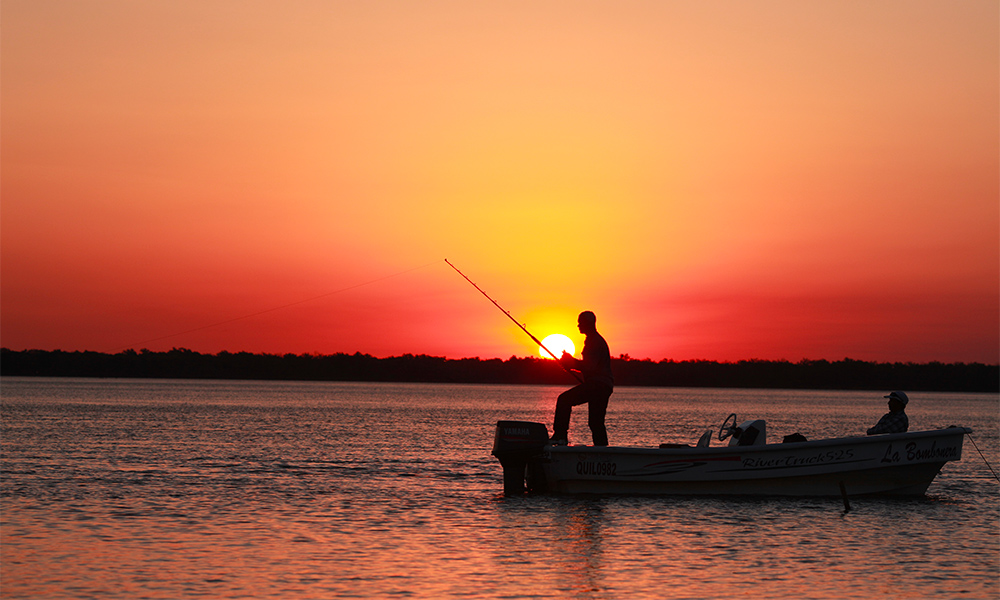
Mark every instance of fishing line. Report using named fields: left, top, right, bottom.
left=109, top=260, right=440, bottom=353
left=445, top=258, right=583, bottom=383
left=967, top=433, right=1000, bottom=483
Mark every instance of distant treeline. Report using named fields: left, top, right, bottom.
left=1, top=347, right=997, bottom=392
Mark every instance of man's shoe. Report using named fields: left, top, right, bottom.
left=548, top=437, right=568, bottom=446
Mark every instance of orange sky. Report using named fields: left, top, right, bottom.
left=2, top=1, right=998, bottom=364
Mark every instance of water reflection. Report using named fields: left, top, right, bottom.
left=558, top=501, right=606, bottom=596
left=488, top=489, right=1000, bottom=600
left=2, top=379, right=996, bottom=599
left=491, top=496, right=610, bottom=599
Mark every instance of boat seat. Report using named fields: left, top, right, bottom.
left=696, top=429, right=713, bottom=447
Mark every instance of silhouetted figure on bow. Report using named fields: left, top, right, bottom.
left=867, top=391, right=909, bottom=435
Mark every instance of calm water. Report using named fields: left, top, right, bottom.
left=2, top=377, right=997, bottom=599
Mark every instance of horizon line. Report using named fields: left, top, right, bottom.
left=2, top=347, right=997, bottom=367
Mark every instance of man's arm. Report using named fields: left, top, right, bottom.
left=560, top=351, right=582, bottom=371
left=867, top=412, right=906, bottom=435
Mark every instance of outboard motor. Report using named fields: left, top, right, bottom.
left=729, top=419, right=767, bottom=447
left=492, top=421, right=549, bottom=495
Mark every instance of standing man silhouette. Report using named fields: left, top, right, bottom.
left=550, top=311, right=614, bottom=446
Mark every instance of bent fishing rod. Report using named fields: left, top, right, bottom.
left=445, top=259, right=582, bottom=383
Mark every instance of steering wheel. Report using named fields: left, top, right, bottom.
left=718, top=413, right=739, bottom=441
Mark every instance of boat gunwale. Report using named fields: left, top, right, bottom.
left=545, top=426, right=973, bottom=456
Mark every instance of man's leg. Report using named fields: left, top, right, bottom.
left=552, top=384, right=589, bottom=442
left=587, top=387, right=612, bottom=446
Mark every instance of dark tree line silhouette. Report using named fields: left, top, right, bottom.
left=2, top=347, right=996, bottom=392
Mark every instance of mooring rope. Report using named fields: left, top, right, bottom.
left=967, top=433, right=1000, bottom=483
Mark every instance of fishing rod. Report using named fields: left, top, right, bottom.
left=445, top=259, right=582, bottom=383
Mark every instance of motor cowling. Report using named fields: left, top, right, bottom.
left=492, top=421, right=549, bottom=495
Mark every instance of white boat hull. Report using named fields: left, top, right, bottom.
left=497, top=425, right=971, bottom=497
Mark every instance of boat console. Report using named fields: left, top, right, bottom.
left=731, top=419, right=766, bottom=446
left=719, top=414, right=767, bottom=446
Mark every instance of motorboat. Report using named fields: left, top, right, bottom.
left=492, top=415, right=971, bottom=497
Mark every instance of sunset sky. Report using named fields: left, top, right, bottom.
left=3, top=1, right=998, bottom=364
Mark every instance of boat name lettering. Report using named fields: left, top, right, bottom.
left=742, top=449, right=855, bottom=469
left=906, top=441, right=957, bottom=461
left=576, top=461, right=617, bottom=476
left=882, top=441, right=959, bottom=463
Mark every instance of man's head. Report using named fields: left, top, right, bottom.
left=884, top=390, right=909, bottom=412
left=577, top=311, right=597, bottom=334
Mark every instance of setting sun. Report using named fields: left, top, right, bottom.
left=540, top=334, right=575, bottom=360
left=0, top=1, right=996, bottom=365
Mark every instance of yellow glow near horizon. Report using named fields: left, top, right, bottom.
left=540, top=334, right=575, bottom=360
left=1, top=2, right=997, bottom=364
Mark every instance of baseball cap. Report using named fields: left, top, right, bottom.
left=884, top=391, right=909, bottom=406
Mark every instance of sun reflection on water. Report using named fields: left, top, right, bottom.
left=1, top=379, right=996, bottom=599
